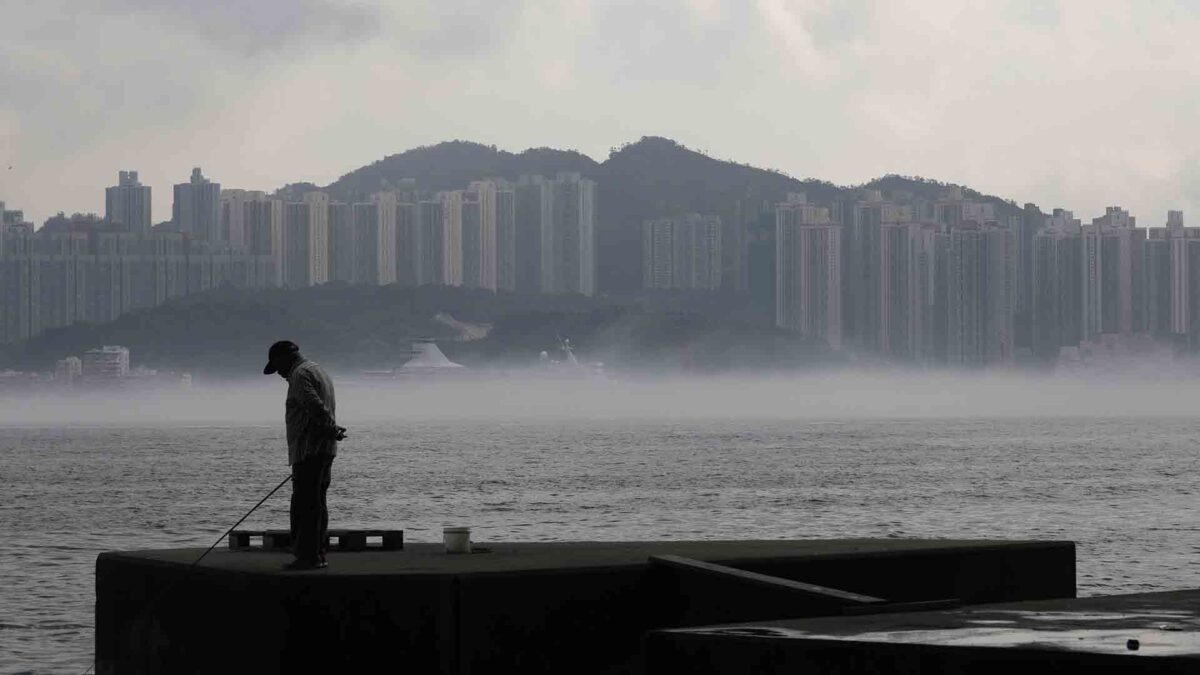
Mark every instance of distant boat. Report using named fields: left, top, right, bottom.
left=537, top=338, right=605, bottom=379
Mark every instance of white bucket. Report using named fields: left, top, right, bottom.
left=443, top=526, right=471, bottom=554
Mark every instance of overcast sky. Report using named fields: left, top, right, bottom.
left=1, top=0, right=1198, bottom=226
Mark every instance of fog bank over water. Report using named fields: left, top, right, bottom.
left=3, top=372, right=1200, bottom=426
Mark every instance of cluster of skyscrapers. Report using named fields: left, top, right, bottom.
left=814, top=188, right=1020, bottom=366
left=6, top=165, right=1196, bottom=368
left=0, top=169, right=597, bottom=344
left=645, top=187, right=1196, bottom=367
left=776, top=189, right=1198, bottom=366
left=1032, top=207, right=1200, bottom=358
left=641, top=214, right=723, bottom=291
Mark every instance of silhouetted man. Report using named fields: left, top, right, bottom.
left=263, top=340, right=345, bottom=570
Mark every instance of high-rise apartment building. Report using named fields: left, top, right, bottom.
left=462, top=181, right=498, bottom=290
left=496, top=184, right=516, bottom=292
left=1032, top=210, right=1084, bottom=359
left=243, top=196, right=283, bottom=287
left=86, top=229, right=139, bottom=323
left=2, top=208, right=25, bottom=227
left=1145, top=227, right=1172, bottom=337
left=395, top=201, right=418, bottom=287
left=879, top=221, right=945, bottom=360
left=173, top=168, right=221, bottom=241
left=143, top=232, right=188, bottom=305
left=283, top=192, right=329, bottom=288
left=0, top=200, right=271, bottom=345
left=545, top=173, right=596, bottom=296
left=641, top=214, right=723, bottom=291
left=515, top=175, right=553, bottom=294
left=352, top=192, right=398, bottom=286
left=183, top=237, right=235, bottom=295
left=415, top=199, right=446, bottom=285
left=1143, top=210, right=1200, bottom=338
left=33, top=231, right=89, bottom=332
left=776, top=194, right=841, bottom=349
left=1, top=224, right=36, bottom=343
left=842, top=190, right=914, bottom=350
left=327, top=202, right=354, bottom=284
left=510, top=173, right=596, bottom=296
left=727, top=197, right=773, bottom=293
left=1013, top=203, right=1044, bottom=348
left=1166, top=210, right=1191, bottom=336
left=218, top=189, right=274, bottom=248
left=438, top=191, right=464, bottom=286
left=105, top=171, right=152, bottom=234
left=1082, top=206, right=1142, bottom=338
left=946, top=224, right=1016, bottom=366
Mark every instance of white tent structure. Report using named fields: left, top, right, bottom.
left=400, top=341, right=465, bottom=371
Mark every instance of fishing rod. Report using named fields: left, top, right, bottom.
left=82, top=472, right=294, bottom=675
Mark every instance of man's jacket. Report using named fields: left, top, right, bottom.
left=285, top=359, right=338, bottom=465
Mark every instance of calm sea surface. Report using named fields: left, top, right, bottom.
left=5, top=386, right=1200, bottom=672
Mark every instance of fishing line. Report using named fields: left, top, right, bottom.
left=81, top=472, right=293, bottom=675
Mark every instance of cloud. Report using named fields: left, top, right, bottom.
left=754, top=0, right=846, bottom=82
left=96, top=0, right=383, bottom=58
left=384, top=0, right=527, bottom=60
left=3, top=0, right=1200, bottom=229
left=736, top=0, right=1200, bottom=220
left=0, top=0, right=388, bottom=218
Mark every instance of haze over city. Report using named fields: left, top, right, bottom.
left=7, top=372, right=1200, bottom=427
left=12, top=3, right=1200, bottom=673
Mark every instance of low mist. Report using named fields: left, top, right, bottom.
left=4, top=371, right=1200, bottom=427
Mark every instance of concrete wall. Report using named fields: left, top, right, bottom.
left=95, top=540, right=1074, bottom=674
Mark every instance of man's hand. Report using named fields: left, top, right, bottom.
left=332, top=425, right=348, bottom=442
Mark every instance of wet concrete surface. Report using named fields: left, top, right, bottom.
left=649, top=589, right=1200, bottom=673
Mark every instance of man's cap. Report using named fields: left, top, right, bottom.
left=263, top=340, right=300, bottom=375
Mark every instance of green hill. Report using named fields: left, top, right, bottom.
left=324, top=141, right=599, bottom=202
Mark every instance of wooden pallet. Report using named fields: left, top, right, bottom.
left=229, top=529, right=404, bottom=551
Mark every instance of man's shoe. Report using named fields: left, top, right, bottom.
left=282, top=558, right=328, bottom=571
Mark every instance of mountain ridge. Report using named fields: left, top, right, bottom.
left=303, top=136, right=1027, bottom=214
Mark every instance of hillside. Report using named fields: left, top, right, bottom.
left=595, top=137, right=834, bottom=292
left=324, top=141, right=600, bottom=202
left=861, top=174, right=1026, bottom=219
left=1, top=285, right=833, bottom=377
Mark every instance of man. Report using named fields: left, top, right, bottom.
left=263, top=340, right=346, bottom=571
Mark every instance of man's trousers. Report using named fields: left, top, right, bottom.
left=290, top=453, right=333, bottom=562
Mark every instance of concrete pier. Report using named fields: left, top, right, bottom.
left=95, top=539, right=1074, bottom=674
left=646, top=589, right=1200, bottom=674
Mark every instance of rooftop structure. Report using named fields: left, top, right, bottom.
left=105, top=171, right=152, bottom=234
left=173, top=168, right=221, bottom=241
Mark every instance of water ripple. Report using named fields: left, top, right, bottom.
left=3, top=417, right=1200, bottom=671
